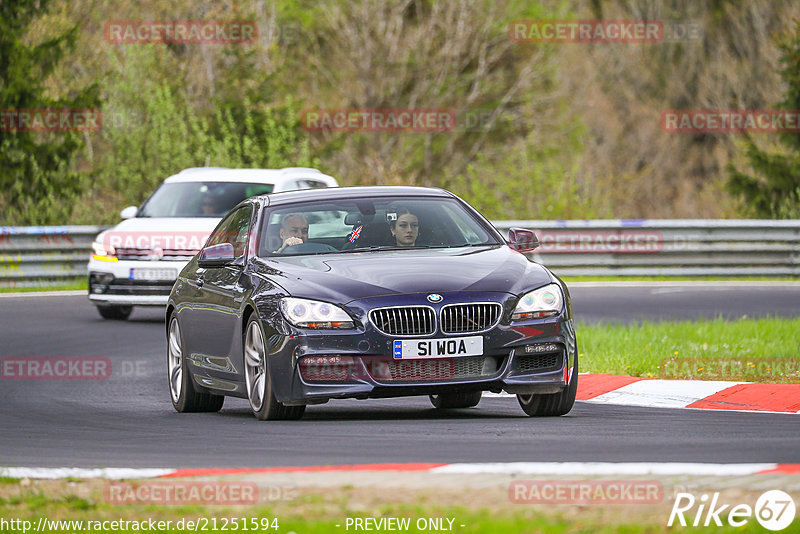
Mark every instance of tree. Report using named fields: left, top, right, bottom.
left=76, top=44, right=317, bottom=224
left=727, top=19, right=800, bottom=218
left=0, top=0, right=99, bottom=224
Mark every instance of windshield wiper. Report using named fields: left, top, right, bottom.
left=347, top=244, right=492, bottom=252
left=348, top=245, right=410, bottom=252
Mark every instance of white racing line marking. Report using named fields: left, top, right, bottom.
left=430, top=462, right=779, bottom=476
left=0, top=290, right=86, bottom=298
left=0, top=467, right=174, bottom=479
left=1, top=463, right=788, bottom=479
left=587, top=379, right=741, bottom=409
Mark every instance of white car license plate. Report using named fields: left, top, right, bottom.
left=129, top=268, right=177, bottom=281
left=393, top=335, right=483, bottom=359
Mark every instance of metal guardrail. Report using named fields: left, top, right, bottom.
left=1, top=220, right=799, bottom=287
left=494, top=219, right=800, bottom=277
left=0, top=226, right=105, bottom=287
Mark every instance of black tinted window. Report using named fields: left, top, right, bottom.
left=259, top=197, right=499, bottom=256
left=138, top=182, right=273, bottom=218
left=207, top=206, right=253, bottom=258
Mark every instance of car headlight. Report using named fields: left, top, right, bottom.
left=279, top=297, right=354, bottom=329
left=91, top=241, right=118, bottom=262
left=512, top=283, right=564, bottom=320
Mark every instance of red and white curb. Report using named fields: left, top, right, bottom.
left=575, top=374, right=800, bottom=414
left=487, top=373, right=800, bottom=414
left=2, top=462, right=799, bottom=480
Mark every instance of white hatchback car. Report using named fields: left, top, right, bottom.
left=88, top=167, right=338, bottom=319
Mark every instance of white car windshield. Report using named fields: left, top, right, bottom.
left=138, top=182, right=274, bottom=218
left=259, top=197, right=501, bottom=256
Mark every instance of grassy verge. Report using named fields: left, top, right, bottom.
left=0, top=276, right=795, bottom=293
left=0, top=279, right=87, bottom=293
left=578, top=317, right=800, bottom=382
left=0, top=480, right=786, bottom=533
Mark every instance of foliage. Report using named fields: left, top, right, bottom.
left=727, top=19, right=800, bottom=218
left=0, top=0, right=99, bottom=225
left=74, top=46, right=315, bottom=223
left=3, top=0, right=800, bottom=224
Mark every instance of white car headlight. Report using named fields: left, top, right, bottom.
left=512, top=283, right=564, bottom=320
left=91, top=241, right=118, bottom=262
left=280, top=297, right=354, bottom=329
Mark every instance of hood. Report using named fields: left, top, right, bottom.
left=258, top=246, right=553, bottom=303
left=95, top=217, right=221, bottom=251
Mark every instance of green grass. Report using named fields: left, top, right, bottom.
left=0, top=276, right=795, bottom=293
left=0, top=279, right=87, bottom=293
left=0, top=489, right=791, bottom=533
left=578, top=317, right=800, bottom=382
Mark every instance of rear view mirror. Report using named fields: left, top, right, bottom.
left=508, top=228, right=539, bottom=252
left=344, top=212, right=375, bottom=225
left=198, top=243, right=235, bottom=267
left=120, top=206, right=138, bottom=219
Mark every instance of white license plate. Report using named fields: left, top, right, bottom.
left=393, top=335, right=483, bottom=359
left=129, top=268, right=177, bottom=281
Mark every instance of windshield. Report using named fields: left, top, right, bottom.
left=137, top=182, right=274, bottom=218
left=259, top=197, right=500, bottom=257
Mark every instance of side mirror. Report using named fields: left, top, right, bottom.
left=120, top=206, right=138, bottom=219
left=508, top=228, right=539, bottom=252
left=198, top=243, right=235, bottom=267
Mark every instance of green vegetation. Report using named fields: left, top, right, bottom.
left=0, top=484, right=789, bottom=533
left=2, top=277, right=795, bottom=293
left=727, top=19, right=800, bottom=218
left=0, top=279, right=87, bottom=292
left=0, top=0, right=99, bottom=224
left=579, top=317, right=800, bottom=382
left=2, top=1, right=800, bottom=224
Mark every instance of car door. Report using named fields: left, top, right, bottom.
left=191, top=205, right=254, bottom=364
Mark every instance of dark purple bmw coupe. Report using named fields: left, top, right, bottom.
left=167, top=186, right=577, bottom=420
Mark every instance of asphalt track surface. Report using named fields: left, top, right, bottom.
left=0, top=284, right=798, bottom=468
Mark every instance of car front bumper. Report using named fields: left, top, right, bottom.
left=273, top=317, right=576, bottom=404
left=87, top=258, right=188, bottom=307
left=189, top=290, right=577, bottom=404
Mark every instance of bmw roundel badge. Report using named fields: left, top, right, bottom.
left=427, top=294, right=443, bottom=303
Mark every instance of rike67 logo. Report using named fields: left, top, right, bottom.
left=669, top=490, right=796, bottom=530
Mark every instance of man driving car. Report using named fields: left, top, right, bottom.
left=274, top=213, right=309, bottom=253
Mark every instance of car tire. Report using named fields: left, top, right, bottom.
left=97, top=305, right=132, bottom=320
left=517, top=352, right=578, bottom=416
left=429, top=391, right=482, bottom=409
left=167, top=315, right=224, bottom=413
left=244, top=315, right=306, bottom=421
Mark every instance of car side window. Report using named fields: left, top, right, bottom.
left=206, top=206, right=253, bottom=258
